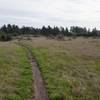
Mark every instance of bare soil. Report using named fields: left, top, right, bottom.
left=19, top=43, right=49, bottom=100
left=30, top=56, right=49, bottom=100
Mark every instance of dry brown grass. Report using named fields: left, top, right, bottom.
left=17, top=37, right=100, bottom=100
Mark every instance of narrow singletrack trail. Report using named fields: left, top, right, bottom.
left=17, top=43, right=49, bottom=100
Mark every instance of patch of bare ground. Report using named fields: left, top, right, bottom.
left=18, top=43, right=49, bottom=100
left=30, top=57, right=49, bottom=100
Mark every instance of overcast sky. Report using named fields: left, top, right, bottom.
left=0, top=0, right=100, bottom=28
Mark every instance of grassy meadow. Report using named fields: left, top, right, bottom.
left=0, top=42, right=33, bottom=100
left=19, top=37, right=100, bottom=100
left=0, top=37, right=100, bottom=100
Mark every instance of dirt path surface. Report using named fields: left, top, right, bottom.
left=18, top=43, right=49, bottom=100
left=30, top=56, right=49, bottom=100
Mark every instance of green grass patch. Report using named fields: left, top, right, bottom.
left=0, top=42, right=33, bottom=100
left=21, top=37, right=100, bottom=100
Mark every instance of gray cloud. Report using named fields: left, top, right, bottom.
left=0, top=0, right=100, bottom=28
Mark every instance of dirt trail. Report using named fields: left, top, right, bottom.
left=30, top=55, right=49, bottom=100
left=18, top=43, right=49, bottom=100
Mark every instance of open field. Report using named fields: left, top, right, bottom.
left=18, top=37, right=100, bottom=100
left=0, top=42, right=33, bottom=100
left=0, top=37, right=100, bottom=100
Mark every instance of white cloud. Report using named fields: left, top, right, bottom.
left=0, top=0, right=100, bottom=28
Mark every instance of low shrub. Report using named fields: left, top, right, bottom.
left=0, top=32, right=12, bottom=41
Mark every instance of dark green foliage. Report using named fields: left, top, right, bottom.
left=0, top=32, right=12, bottom=41
left=0, top=34, right=12, bottom=41
left=0, top=24, right=100, bottom=41
left=70, top=26, right=100, bottom=37
left=70, top=26, right=88, bottom=36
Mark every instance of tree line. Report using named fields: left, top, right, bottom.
left=0, top=24, right=100, bottom=41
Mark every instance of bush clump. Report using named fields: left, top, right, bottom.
left=0, top=32, right=12, bottom=41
